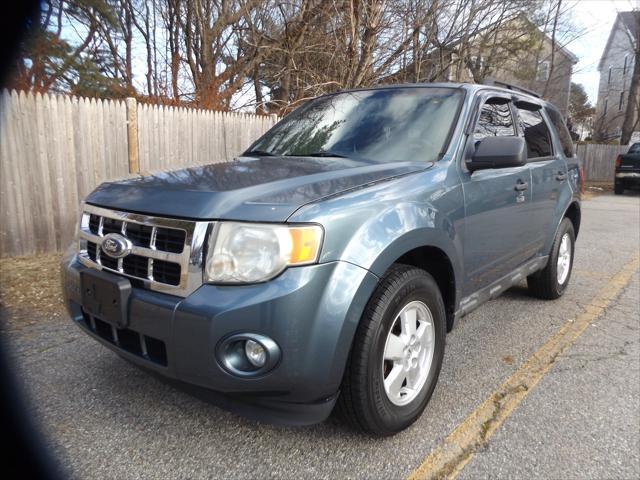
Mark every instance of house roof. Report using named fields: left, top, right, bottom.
left=448, top=13, right=578, bottom=64
left=394, top=13, right=578, bottom=76
left=598, top=11, right=640, bottom=71
left=619, top=11, right=640, bottom=41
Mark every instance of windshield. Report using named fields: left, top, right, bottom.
left=629, top=143, right=640, bottom=153
left=246, top=87, right=463, bottom=164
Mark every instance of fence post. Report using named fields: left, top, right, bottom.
left=125, top=97, right=139, bottom=174
left=583, top=144, right=591, bottom=181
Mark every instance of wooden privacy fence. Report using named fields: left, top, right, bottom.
left=0, top=89, right=278, bottom=257
left=576, top=143, right=628, bottom=182
left=0, top=88, right=628, bottom=257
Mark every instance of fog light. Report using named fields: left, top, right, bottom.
left=245, top=339, right=267, bottom=367
left=216, top=333, right=280, bottom=377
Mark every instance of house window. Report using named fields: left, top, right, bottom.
left=620, top=91, right=625, bottom=110
left=469, top=55, right=485, bottom=71
left=623, top=55, right=629, bottom=75
left=608, top=65, right=612, bottom=84
left=447, top=64, right=457, bottom=81
left=604, top=99, right=608, bottom=114
left=536, top=61, right=550, bottom=81
left=448, top=54, right=458, bottom=81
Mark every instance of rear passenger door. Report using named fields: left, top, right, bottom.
left=513, top=101, right=566, bottom=254
left=460, top=96, right=535, bottom=294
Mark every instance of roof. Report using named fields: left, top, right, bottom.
left=555, top=42, right=579, bottom=64
left=386, top=13, right=578, bottom=83
left=598, top=11, right=640, bottom=71
left=329, top=82, right=549, bottom=105
left=620, top=11, right=640, bottom=40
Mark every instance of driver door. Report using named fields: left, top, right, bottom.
left=460, top=96, right=536, bottom=295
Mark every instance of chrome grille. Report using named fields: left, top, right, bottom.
left=77, top=204, right=209, bottom=297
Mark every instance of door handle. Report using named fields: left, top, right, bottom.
left=514, top=181, right=529, bottom=191
left=556, top=172, right=567, bottom=181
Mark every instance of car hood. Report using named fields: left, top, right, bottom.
left=85, top=156, right=431, bottom=221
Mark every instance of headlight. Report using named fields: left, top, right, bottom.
left=204, top=222, right=323, bottom=284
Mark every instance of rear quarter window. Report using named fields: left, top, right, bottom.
left=545, top=106, right=575, bottom=157
left=515, top=107, right=553, bottom=159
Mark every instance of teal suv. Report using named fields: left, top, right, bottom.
left=62, top=83, right=582, bottom=435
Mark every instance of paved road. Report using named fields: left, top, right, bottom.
left=2, top=193, right=639, bottom=479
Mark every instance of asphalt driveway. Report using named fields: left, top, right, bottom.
left=1, top=192, right=639, bottom=479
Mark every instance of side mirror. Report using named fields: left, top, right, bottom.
left=467, top=136, right=527, bottom=172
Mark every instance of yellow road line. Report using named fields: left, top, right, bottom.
left=408, top=254, right=640, bottom=480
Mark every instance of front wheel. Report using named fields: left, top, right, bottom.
left=527, top=218, right=575, bottom=299
left=336, top=265, right=446, bottom=436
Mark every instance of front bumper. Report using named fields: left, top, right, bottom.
left=62, top=250, right=378, bottom=425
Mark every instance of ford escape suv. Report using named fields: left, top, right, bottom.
left=62, top=83, right=582, bottom=436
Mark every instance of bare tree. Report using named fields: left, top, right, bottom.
left=8, top=0, right=586, bottom=115
left=9, top=0, right=106, bottom=93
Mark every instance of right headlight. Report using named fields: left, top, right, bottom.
left=204, top=222, right=323, bottom=284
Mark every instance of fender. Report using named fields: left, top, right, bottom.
left=289, top=165, right=465, bottom=310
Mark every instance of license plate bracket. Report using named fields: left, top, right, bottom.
left=80, top=269, right=132, bottom=328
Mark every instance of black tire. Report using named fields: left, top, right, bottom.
left=527, top=218, right=575, bottom=300
left=336, top=265, right=446, bottom=436
left=614, top=181, right=625, bottom=195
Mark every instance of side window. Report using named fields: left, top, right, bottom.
left=515, top=107, right=553, bottom=159
left=545, top=106, right=574, bottom=157
left=474, top=100, right=515, bottom=139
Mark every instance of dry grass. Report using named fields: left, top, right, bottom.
left=583, top=181, right=613, bottom=200
left=0, top=253, right=64, bottom=312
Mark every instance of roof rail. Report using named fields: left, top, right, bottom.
left=481, top=78, right=542, bottom=98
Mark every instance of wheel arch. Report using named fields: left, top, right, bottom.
left=392, top=246, right=457, bottom=332
left=564, top=201, right=581, bottom=238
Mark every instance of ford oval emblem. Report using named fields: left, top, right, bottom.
left=101, top=233, right=132, bottom=259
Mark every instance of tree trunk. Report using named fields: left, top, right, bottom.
left=253, top=66, right=265, bottom=114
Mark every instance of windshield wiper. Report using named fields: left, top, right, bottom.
left=243, top=149, right=276, bottom=157
left=286, top=151, right=350, bottom=158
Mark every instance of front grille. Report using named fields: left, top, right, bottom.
left=155, top=228, right=186, bottom=253
left=89, top=214, right=100, bottom=234
left=81, top=308, right=167, bottom=366
left=87, top=241, right=98, bottom=261
left=152, top=259, right=181, bottom=286
left=122, top=254, right=148, bottom=278
left=125, top=222, right=153, bottom=247
left=100, top=252, right=119, bottom=271
left=102, top=217, right=123, bottom=235
left=77, top=205, right=209, bottom=297
left=88, top=213, right=185, bottom=252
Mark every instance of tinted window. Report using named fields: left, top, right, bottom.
left=545, top=106, right=574, bottom=157
left=516, top=108, right=553, bottom=158
left=629, top=143, right=640, bottom=153
left=474, top=101, right=514, bottom=139
left=247, top=88, right=463, bottom=164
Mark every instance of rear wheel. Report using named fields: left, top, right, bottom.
left=614, top=180, right=625, bottom=195
left=337, top=265, right=446, bottom=436
left=527, top=218, right=575, bottom=299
